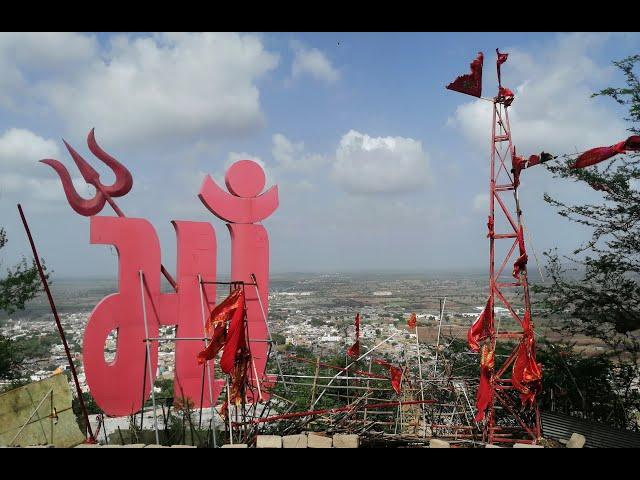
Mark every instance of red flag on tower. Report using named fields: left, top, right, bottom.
left=446, top=52, right=483, bottom=98
left=571, top=136, right=640, bottom=169
left=407, top=312, right=417, bottom=329
left=467, top=297, right=494, bottom=352
left=496, top=48, right=508, bottom=87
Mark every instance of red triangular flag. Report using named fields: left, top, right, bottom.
left=446, top=52, right=483, bottom=98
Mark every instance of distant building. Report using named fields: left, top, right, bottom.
left=373, top=291, right=393, bottom=296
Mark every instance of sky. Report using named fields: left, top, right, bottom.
left=0, top=32, right=639, bottom=278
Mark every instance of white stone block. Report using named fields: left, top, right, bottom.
left=333, top=434, right=359, bottom=448
left=307, top=432, right=333, bottom=448
left=513, top=443, right=544, bottom=448
left=256, top=435, right=282, bottom=448
left=429, top=439, right=450, bottom=448
left=221, top=443, right=248, bottom=448
left=282, top=434, right=308, bottom=448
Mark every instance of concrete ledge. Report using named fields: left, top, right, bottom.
left=144, top=444, right=169, bottom=448
left=429, top=439, right=450, bottom=448
left=124, top=444, right=147, bottom=448
left=256, top=435, right=282, bottom=448
left=74, top=443, right=101, bottom=448
left=282, top=434, right=308, bottom=448
left=485, top=444, right=502, bottom=448
left=566, top=433, right=586, bottom=449
left=333, top=434, right=359, bottom=448
left=513, top=443, right=544, bottom=448
left=307, top=432, right=333, bottom=448
left=221, top=443, right=248, bottom=448
left=171, top=445, right=197, bottom=448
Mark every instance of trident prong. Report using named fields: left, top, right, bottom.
left=40, top=129, right=133, bottom=216
left=41, top=129, right=178, bottom=291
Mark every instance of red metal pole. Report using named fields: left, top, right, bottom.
left=17, top=204, right=96, bottom=443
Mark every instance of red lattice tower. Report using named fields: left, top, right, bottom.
left=485, top=88, right=541, bottom=444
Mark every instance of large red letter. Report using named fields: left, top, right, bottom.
left=83, top=216, right=161, bottom=417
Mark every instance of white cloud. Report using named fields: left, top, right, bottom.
left=331, top=130, right=433, bottom=194
left=0, top=128, right=60, bottom=171
left=448, top=33, right=626, bottom=157
left=272, top=133, right=326, bottom=172
left=472, top=193, right=488, bottom=213
left=0, top=32, right=279, bottom=145
left=0, top=128, right=92, bottom=208
left=290, top=40, right=339, bottom=84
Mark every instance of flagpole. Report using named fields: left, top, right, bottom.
left=411, top=315, right=427, bottom=437
left=197, top=274, right=218, bottom=448
left=433, top=297, right=447, bottom=375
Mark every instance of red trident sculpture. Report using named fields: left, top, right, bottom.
left=40, top=129, right=132, bottom=216
left=199, top=160, right=279, bottom=399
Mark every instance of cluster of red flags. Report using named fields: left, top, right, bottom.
left=511, top=312, right=542, bottom=408
left=197, top=287, right=250, bottom=405
left=446, top=52, right=484, bottom=98
left=347, top=313, right=361, bottom=358
left=373, top=358, right=403, bottom=395
left=467, top=297, right=543, bottom=421
left=571, top=136, right=640, bottom=169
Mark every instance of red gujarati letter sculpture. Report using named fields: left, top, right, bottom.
left=199, top=160, right=279, bottom=400
left=41, top=131, right=276, bottom=416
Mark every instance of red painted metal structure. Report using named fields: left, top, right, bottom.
left=485, top=66, right=541, bottom=444
left=41, top=132, right=278, bottom=417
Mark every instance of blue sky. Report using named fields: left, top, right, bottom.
left=1, top=32, right=639, bottom=278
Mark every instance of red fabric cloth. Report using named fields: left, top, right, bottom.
left=407, top=312, right=417, bottom=329
left=498, top=86, right=514, bottom=98
left=347, top=313, right=361, bottom=358
left=197, top=287, right=245, bottom=365
left=229, top=350, right=251, bottom=405
left=373, top=359, right=403, bottom=395
left=511, top=328, right=542, bottom=408
left=446, top=52, right=483, bottom=98
left=487, top=215, right=494, bottom=239
left=196, top=321, right=227, bottom=365
left=512, top=151, right=525, bottom=188
left=468, top=297, right=493, bottom=352
left=204, top=287, right=243, bottom=335
left=623, top=135, right=640, bottom=150
left=496, top=49, right=509, bottom=65
left=475, top=344, right=495, bottom=421
left=513, top=226, right=528, bottom=279
left=496, top=48, right=509, bottom=88
left=572, top=136, right=640, bottom=169
left=219, top=294, right=247, bottom=374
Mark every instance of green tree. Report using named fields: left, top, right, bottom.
left=0, top=226, right=47, bottom=381
left=534, top=55, right=640, bottom=429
